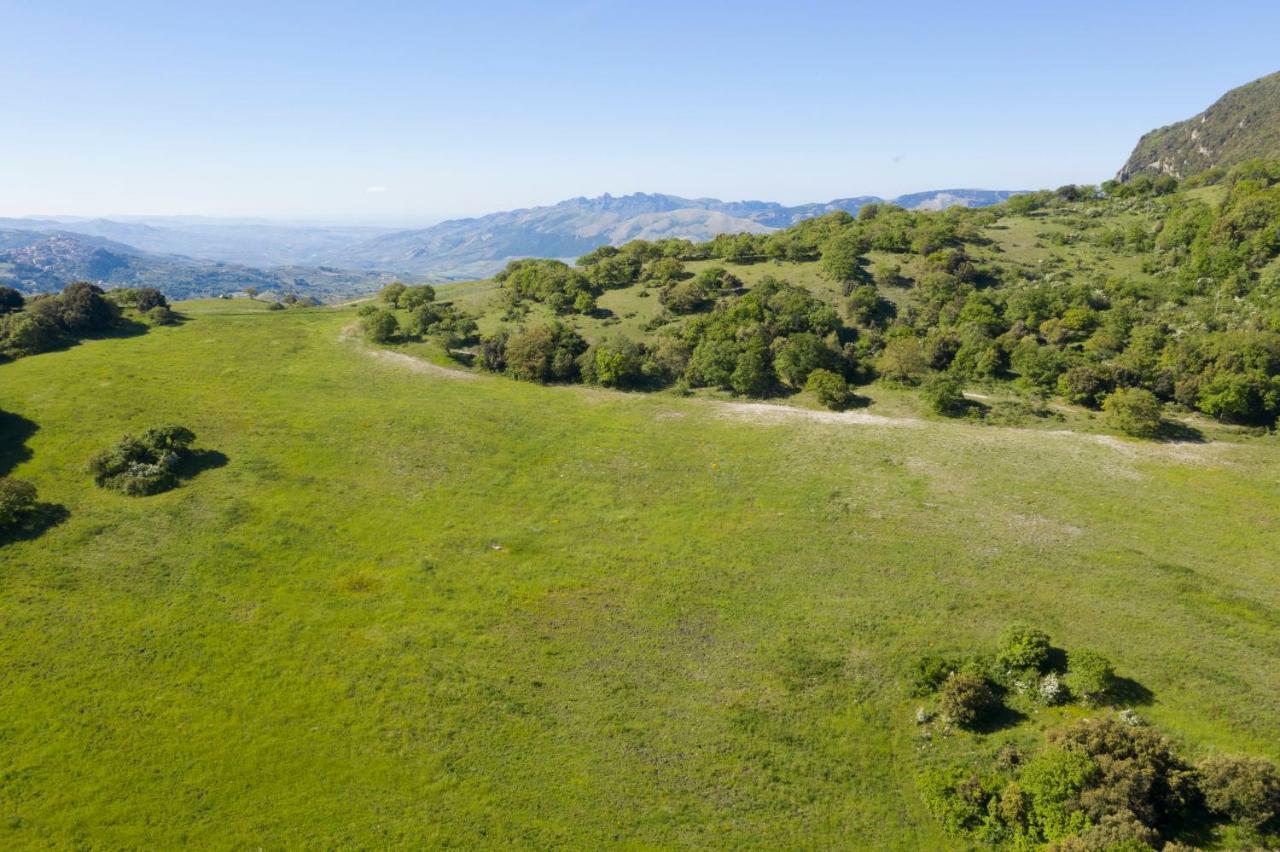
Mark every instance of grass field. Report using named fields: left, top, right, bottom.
left=2, top=300, right=1278, bottom=847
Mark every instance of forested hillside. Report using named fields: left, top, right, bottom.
left=359, top=159, right=1280, bottom=433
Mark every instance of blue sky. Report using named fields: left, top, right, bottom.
left=1, top=1, right=1277, bottom=223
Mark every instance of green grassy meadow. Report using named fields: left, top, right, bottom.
left=2, top=300, right=1279, bottom=847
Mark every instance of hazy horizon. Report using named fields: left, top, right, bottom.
left=3, top=1, right=1278, bottom=222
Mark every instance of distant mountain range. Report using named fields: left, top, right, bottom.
left=1, top=188, right=1018, bottom=294
left=1118, top=70, right=1280, bottom=181
left=0, top=229, right=401, bottom=300
left=331, top=189, right=1019, bottom=278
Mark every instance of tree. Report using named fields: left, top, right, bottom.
left=1198, top=754, right=1280, bottom=828
left=504, top=323, right=586, bottom=383
left=135, top=288, right=169, bottom=311
left=399, top=284, right=436, bottom=311
left=0, top=477, right=38, bottom=530
left=939, top=671, right=998, bottom=729
left=1064, top=650, right=1116, bottom=702
left=730, top=342, right=773, bottom=396
left=362, top=309, right=399, bottom=343
left=774, top=333, right=840, bottom=388
left=1102, top=387, right=1164, bottom=438
left=877, top=337, right=929, bottom=384
left=0, top=287, right=24, bottom=314
left=821, top=230, right=866, bottom=284
left=244, top=287, right=259, bottom=300
left=581, top=336, right=645, bottom=388
left=805, top=368, right=849, bottom=410
left=997, top=624, right=1051, bottom=671
left=0, top=311, right=64, bottom=357
left=920, top=373, right=966, bottom=416
left=58, top=282, right=118, bottom=333
left=380, top=282, right=407, bottom=307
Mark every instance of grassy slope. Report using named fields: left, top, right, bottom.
left=1, top=301, right=1278, bottom=847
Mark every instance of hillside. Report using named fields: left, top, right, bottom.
left=1, top=296, right=1277, bottom=847
left=1118, top=70, right=1280, bottom=180
left=0, top=228, right=401, bottom=300
left=306, top=190, right=1019, bottom=279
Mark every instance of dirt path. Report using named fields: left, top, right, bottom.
left=716, top=401, right=922, bottom=428
left=342, top=324, right=480, bottom=381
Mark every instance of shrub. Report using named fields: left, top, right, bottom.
left=1197, top=754, right=1280, bottom=828
left=88, top=426, right=196, bottom=496
left=362, top=309, right=399, bottom=343
left=918, top=766, right=1002, bottom=835
left=1036, top=672, right=1067, bottom=706
left=920, top=372, right=966, bottom=415
left=877, top=337, right=930, bottom=384
left=134, top=287, right=169, bottom=311
left=581, top=335, right=645, bottom=388
left=910, top=653, right=958, bottom=696
left=147, top=306, right=177, bottom=325
left=939, top=671, right=999, bottom=728
left=0, top=311, right=64, bottom=357
left=1065, top=650, right=1116, bottom=702
left=58, top=282, right=119, bottom=333
left=774, top=333, right=841, bottom=388
left=805, top=368, right=849, bottom=410
left=504, top=323, right=586, bottom=383
left=997, top=624, right=1051, bottom=672
left=0, top=477, right=38, bottom=530
left=1102, top=387, right=1163, bottom=438
left=398, top=284, right=436, bottom=310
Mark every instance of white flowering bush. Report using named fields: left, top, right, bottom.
left=1036, top=672, right=1066, bottom=705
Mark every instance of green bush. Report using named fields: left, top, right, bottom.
left=910, top=653, right=958, bottom=696
left=147, top=306, right=178, bottom=325
left=918, top=766, right=1002, bottom=835
left=0, top=477, right=38, bottom=530
left=996, top=624, right=1051, bottom=672
left=379, top=282, right=407, bottom=307
left=920, top=372, right=966, bottom=416
left=938, top=671, right=998, bottom=728
left=362, top=309, right=399, bottom=343
left=805, top=368, right=849, bottom=410
left=1102, top=387, right=1164, bottom=438
left=1197, top=754, right=1280, bottom=828
left=504, top=323, right=587, bottom=383
left=1065, top=650, right=1116, bottom=702
left=88, top=426, right=196, bottom=496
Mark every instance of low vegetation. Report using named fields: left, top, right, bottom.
left=87, top=426, right=199, bottom=495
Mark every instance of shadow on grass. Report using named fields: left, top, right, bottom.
left=175, top=449, right=229, bottom=482
left=0, top=410, right=38, bottom=476
left=84, top=317, right=151, bottom=341
left=970, top=702, right=1028, bottom=734
left=1157, top=419, right=1206, bottom=443
left=448, top=351, right=476, bottom=368
left=0, top=503, right=70, bottom=546
left=1102, top=676, right=1155, bottom=707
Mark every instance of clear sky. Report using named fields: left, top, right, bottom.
left=2, top=1, right=1277, bottom=224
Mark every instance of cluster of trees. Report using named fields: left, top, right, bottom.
left=477, top=276, right=860, bottom=405
left=88, top=425, right=198, bottom=496
left=0, top=283, right=177, bottom=359
left=359, top=283, right=478, bottom=349
left=916, top=625, right=1280, bottom=847
left=912, top=625, right=1118, bottom=726
left=921, top=716, right=1280, bottom=848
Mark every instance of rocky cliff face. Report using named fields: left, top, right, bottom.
left=1118, top=71, right=1280, bottom=181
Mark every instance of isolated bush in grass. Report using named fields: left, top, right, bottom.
left=996, top=623, right=1051, bottom=672
left=939, top=671, right=998, bottom=728
left=134, top=287, right=169, bottom=312
left=1197, top=754, right=1280, bottom=828
left=1065, top=650, right=1116, bottom=702
left=920, top=372, right=966, bottom=416
left=0, top=477, right=38, bottom=530
left=1103, top=387, right=1164, bottom=438
left=362, top=309, right=399, bottom=343
left=805, top=368, right=849, bottom=410
left=88, top=426, right=196, bottom=496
